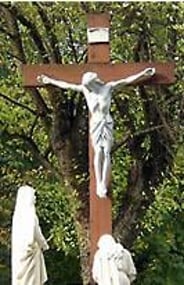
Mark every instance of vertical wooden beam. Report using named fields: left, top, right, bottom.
left=89, top=141, right=112, bottom=260
left=87, top=13, right=110, bottom=63
left=88, top=13, right=112, bottom=271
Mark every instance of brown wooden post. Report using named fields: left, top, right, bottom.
left=87, top=13, right=110, bottom=63
left=87, top=14, right=112, bottom=270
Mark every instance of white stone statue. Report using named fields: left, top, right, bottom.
left=37, top=67, right=155, bottom=198
left=92, top=234, right=137, bottom=285
left=12, top=185, right=49, bottom=285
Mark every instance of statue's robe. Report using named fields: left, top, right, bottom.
left=92, top=242, right=136, bottom=285
left=12, top=187, right=48, bottom=285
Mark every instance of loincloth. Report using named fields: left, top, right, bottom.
left=90, top=115, right=113, bottom=148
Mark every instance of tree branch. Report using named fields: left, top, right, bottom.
left=0, top=26, right=15, bottom=40
left=0, top=4, right=27, bottom=63
left=6, top=4, right=50, bottom=63
left=26, top=88, right=52, bottom=134
left=112, top=125, right=164, bottom=153
left=6, top=51, right=24, bottom=63
left=62, top=15, right=79, bottom=63
left=29, top=114, right=39, bottom=137
left=154, top=96, right=176, bottom=143
left=114, top=95, right=136, bottom=133
left=0, top=90, right=52, bottom=136
left=80, top=2, right=90, bottom=13
left=2, top=129, right=61, bottom=179
left=33, top=2, right=61, bottom=63
left=0, top=92, right=37, bottom=115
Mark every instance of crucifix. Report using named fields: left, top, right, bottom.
left=22, top=13, right=175, bottom=276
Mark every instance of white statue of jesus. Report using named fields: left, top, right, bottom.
left=37, top=67, right=155, bottom=198
left=92, top=234, right=137, bottom=285
left=12, top=185, right=49, bottom=285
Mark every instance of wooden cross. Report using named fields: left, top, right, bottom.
left=22, top=13, right=175, bottom=274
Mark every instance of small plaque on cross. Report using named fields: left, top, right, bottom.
left=87, top=27, right=109, bottom=43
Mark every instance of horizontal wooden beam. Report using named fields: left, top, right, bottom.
left=22, top=62, right=175, bottom=87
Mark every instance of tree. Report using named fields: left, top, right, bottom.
left=134, top=146, right=184, bottom=284
left=0, top=2, right=183, bottom=284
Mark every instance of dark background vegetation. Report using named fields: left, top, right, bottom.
left=0, top=2, right=183, bottom=284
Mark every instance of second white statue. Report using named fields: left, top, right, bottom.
left=92, top=234, right=137, bottom=285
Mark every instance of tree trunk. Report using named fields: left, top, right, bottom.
left=49, top=92, right=91, bottom=283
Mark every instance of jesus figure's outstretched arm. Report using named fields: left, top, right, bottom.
left=107, top=67, right=156, bottom=89
left=37, top=75, right=83, bottom=92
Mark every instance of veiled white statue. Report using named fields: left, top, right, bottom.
left=37, top=67, right=155, bottom=198
left=92, top=234, right=137, bottom=285
left=12, top=185, right=49, bottom=285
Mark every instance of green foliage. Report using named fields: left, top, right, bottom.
left=36, top=180, right=80, bottom=255
left=0, top=209, right=11, bottom=285
left=36, top=180, right=82, bottom=285
left=134, top=148, right=184, bottom=285
left=112, top=147, right=133, bottom=218
left=0, top=2, right=183, bottom=284
left=45, top=250, right=82, bottom=285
